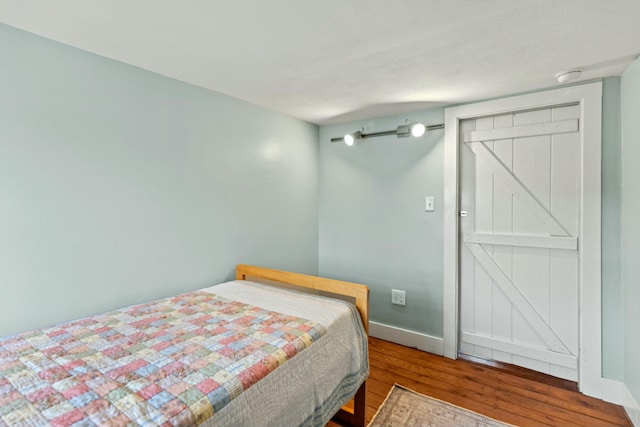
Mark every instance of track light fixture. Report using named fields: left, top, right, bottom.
left=396, top=121, right=427, bottom=138
left=344, top=130, right=362, bottom=146
left=330, top=121, right=443, bottom=146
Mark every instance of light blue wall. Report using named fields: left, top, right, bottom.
left=601, top=77, right=623, bottom=381
left=0, top=24, right=319, bottom=337
left=319, top=110, right=445, bottom=337
left=621, top=57, right=640, bottom=403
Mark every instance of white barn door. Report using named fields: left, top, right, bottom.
left=458, top=105, right=580, bottom=381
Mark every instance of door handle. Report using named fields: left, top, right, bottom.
left=459, top=211, right=469, bottom=217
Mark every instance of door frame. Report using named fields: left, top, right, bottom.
left=443, top=82, right=603, bottom=397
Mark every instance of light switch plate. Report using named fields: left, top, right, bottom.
left=425, top=196, right=435, bottom=212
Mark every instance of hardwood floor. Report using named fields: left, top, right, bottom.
left=331, top=337, right=631, bottom=427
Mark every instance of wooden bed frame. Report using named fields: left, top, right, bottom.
left=236, top=264, right=369, bottom=427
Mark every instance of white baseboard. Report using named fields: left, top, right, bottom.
left=627, top=406, right=640, bottom=427
left=369, top=321, right=444, bottom=355
left=601, top=378, right=640, bottom=426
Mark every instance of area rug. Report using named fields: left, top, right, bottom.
left=368, top=384, right=514, bottom=427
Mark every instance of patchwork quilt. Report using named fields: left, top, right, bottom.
left=0, top=291, right=327, bottom=426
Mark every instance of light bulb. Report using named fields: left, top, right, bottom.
left=410, top=123, right=426, bottom=137
left=344, top=131, right=361, bottom=146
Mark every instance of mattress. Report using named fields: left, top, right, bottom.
left=0, top=280, right=368, bottom=427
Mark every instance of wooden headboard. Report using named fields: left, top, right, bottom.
left=235, top=264, right=369, bottom=334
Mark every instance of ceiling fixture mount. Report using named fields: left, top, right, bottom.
left=554, top=69, right=582, bottom=83
left=331, top=121, right=443, bottom=146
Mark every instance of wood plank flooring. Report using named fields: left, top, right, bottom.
left=331, top=337, right=631, bottom=427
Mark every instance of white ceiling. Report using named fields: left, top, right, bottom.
left=1, top=0, right=640, bottom=125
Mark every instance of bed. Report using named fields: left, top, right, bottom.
left=0, top=264, right=369, bottom=427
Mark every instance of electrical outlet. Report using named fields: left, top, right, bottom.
left=391, top=289, right=406, bottom=306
